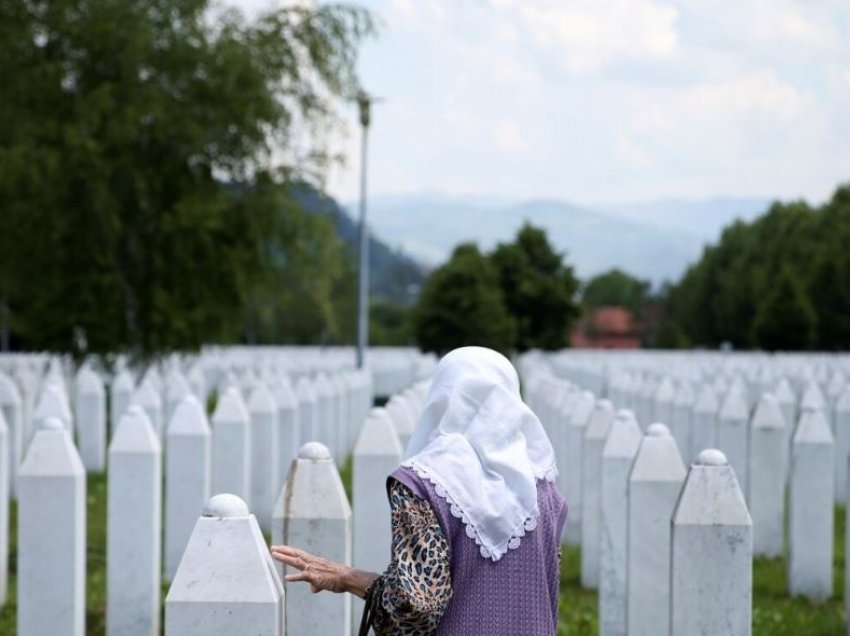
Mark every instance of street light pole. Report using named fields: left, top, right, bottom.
left=356, top=92, right=371, bottom=369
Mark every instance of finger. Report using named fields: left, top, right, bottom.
left=285, top=572, right=311, bottom=583
left=270, top=553, right=304, bottom=569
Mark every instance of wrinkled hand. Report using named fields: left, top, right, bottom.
left=270, top=545, right=351, bottom=594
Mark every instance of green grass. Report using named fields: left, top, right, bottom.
left=1, top=476, right=846, bottom=634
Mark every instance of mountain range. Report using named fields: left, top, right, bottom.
left=343, top=194, right=772, bottom=285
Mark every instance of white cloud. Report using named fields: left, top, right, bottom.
left=494, top=120, right=530, bottom=154
left=510, top=0, right=680, bottom=73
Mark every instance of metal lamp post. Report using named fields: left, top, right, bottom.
left=356, top=91, right=372, bottom=369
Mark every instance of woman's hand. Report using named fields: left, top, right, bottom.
left=270, top=545, right=379, bottom=598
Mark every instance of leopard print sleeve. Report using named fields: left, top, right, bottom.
left=366, top=479, right=452, bottom=635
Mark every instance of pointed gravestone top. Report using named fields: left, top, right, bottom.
left=166, top=372, right=190, bottom=400
left=76, top=367, right=104, bottom=395
left=584, top=399, right=615, bottom=440
left=19, top=417, right=84, bottom=476
left=751, top=393, right=784, bottom=431
left=0, top=372, right=22, bottom=405
left=694, top=385, right=719, bottom=413
left=631, top=423, right=686, bottom=481
left=169, top=394, right=210, bottom=436
left=133, top=380, right=161, bottom=409
left=273, top=376, right=298, bottom=409
left=34, top=383, right=72, bottom=429
left=295, top=376, right=316, bottom=402
left=279, top=441, right=350, bottom=520
left=355, top=408, right=402, bottom=457
left=719, top=388, right=749, bottom=421
left=112, top=369, right=134, bottom=392
left=203, top=494, right=250, bottom=518
left=647, top=423, right=671, bottom=437
left=603, top=410, right=642, bottom=458
left=655, top=377, right=675, bottom=403
left=675, top=382, right=695, bottom=406
left=213, top=387, right=249, bottom=424
left=248, top=383, right=276, bottom=415
left=674, top=449, right=751, bottom=525
left=801, top=383, right=826, bottom=411
left=775, top=378, right=795, bottom=401
left=698, top=448, right=728, bottom=466
left=299, top=441, right=332, bottom=461
left=111, top=406, right=160, bottom=454
left=793, top=407, right=833, bottom=445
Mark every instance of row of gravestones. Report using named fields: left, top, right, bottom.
left=520, top=350, right=844, bottom=636
left=0, top=347, right=433, bottom=635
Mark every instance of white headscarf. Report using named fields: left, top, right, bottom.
left=402, top=346, right=557, bottom=561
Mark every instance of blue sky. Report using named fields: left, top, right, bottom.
left=239, top=0, right=850, bottom=206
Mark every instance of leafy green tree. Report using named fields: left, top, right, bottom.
left=582, top=269, right=650, bottom=313
left=0, top=1, right=373, bottom=360
left=415, top=244, right=515, bottom=355
left=490, top=223, right=580, bottom=351
left=751, top=267, right=817, bottom=351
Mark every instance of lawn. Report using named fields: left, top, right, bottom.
left=0, top=474, right=846, bottom=635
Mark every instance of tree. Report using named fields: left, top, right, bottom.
left=490, top=223, right=580, bottom=351
left=0, top=1, right=374, bottom=360
left=751, top=267, right=817, bottom=351
left=415, top=244, right=515, bottom=356
left=581, top=269, right=650, bottom=313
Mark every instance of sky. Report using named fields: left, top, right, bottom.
left=237, top=0, right=850, bottom=206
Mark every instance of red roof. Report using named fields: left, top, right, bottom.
left=571, top=306, right=641, bottom=349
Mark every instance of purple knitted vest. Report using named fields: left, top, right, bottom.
left=391, top=466, right=568, bottom=636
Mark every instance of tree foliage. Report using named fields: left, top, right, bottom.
left=581, top=268, right=650, bottom=314
left=415, top=223, right=580, bottom=355
left=414, top=244, right=516, bottom=356
left=660, top=184, right=850, bottom=350
left=0, top=0, right=373, bottom=360
left=490, top=223, right=580, bottom=351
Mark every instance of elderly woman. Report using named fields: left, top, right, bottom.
left=271, top=346, right=567, bottom=635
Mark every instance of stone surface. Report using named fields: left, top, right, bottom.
left=75, top=367, right=106, bottom=472
left=211, top=387, right=251, bottom=504
left=248, top=383, right=278, bottom=532
left=626, top=422, right=686, bottom=636
left=272, top=377, right=300, bottom=500
left=564, top=390, right=595, bottom=546
left=33, top=382, right=74, bottom=434
left=272, top=442, right=351, bottom=636
left=672, top=382, right=694, bottom=465
left=671, top=449, right=752, bottom=636
left=0, top=373, right=22, bottom=498
left=385, top=394, right=417, bottom=455
left=0, top=413, right=7, bottom=604
left=295, top=377, right=317, bottom=444
left=165, top=395, right=211, bottom=581
left=18, top=419, right=86, bottom=636
left=313, top=373, right=333, bottom=452
left=132, top=380, right=163, bottom=440
left=833, top=385, right=850, bottom=502
left=599, top=409, right=642, bottom=636
left=111, top=370, right=135, bottom=437
left=717, top=387, right=750, bottom=499
left=353, top=408, right=402, bottom=574
left=165, top=495, right=284, bottom=635
left=747, top=393, right=786, bottom=557
left=691, top=384, right=719, bottom=460
left=581, top=398, right=615, bottom=588
left=788, top=407, right=834, bottom=601
left=107, top=405, right=162, bottom=636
